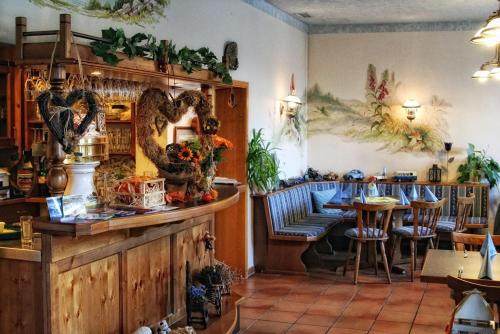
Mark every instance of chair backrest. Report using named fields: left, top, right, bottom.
left=446, top=275, right=500, bottom=309
left=411, top=199, right=446, bottom=237
left=452, top=232, right=500, bottom=251
left=455, top=194, right=475, bottom=232
left=353, top=202, right=395, bottom=240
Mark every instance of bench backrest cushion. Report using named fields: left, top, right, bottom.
left=266, top=184, right=312, bottom=231
left=339, top=182, right=488, bottom=218
left=309, top=182, right=341, bottom=214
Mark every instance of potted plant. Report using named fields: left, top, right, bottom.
left=457, top=143, right=500, bottom=188
left=247, top=129, right=280, bottom=194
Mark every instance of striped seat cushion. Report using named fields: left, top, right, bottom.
left=437, top=216, right=488, bottom=226
left=436, top=221, right=456, bottom=232
left=275, top=224, right=329, bottom=237
left=341, top=211, right=357, bottom=220
left=392, top=226, right=435, bottom=237
left=345, top=228, right=388, bottom=239
left=295, top=215, right=340, bottom=227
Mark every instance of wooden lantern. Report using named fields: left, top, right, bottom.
left=429, top=164, right=442, bottom=183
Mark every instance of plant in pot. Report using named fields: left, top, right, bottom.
left=457, top=143, right=500, bottom=188
left=247, top=129, right=280, bottom=194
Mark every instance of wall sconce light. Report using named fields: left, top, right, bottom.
left=281, top=74, right=302, bottom=117
left=402, top=99, right=420, bottom=121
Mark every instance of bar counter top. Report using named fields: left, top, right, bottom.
left=33, top=184, right=242, bottom=237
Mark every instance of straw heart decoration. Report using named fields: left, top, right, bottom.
left=37, top=89, right=99, bottom=154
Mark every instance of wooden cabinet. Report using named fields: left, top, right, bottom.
left=41, top=214, right=214, bottom=333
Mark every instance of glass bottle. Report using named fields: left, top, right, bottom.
left=16, top=150, right=34, bottom=194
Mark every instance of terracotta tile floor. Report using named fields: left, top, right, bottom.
left=232, top=268, right=454, bottom=334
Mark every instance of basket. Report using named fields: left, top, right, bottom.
left=112, top=177, right=166, bottom=209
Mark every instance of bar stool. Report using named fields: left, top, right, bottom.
left=391, top=199, right=446, bottom=281
left=435, top=195, right=475, bottom=249
left=343, top=202, right=395, bottom=284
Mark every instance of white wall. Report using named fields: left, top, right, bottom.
left=0, top=0, right=309, bottom=270
left=308, top=31, right=500, bottom=223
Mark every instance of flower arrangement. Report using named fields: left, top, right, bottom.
left=164, top=135, right=233, bottom=203
left=189, top=284, right=207, bottom=305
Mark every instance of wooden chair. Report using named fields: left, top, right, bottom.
left=452, top=232, right=500, bottom=251
left=391, top=199, right=446, bottom=281
left=446, top=275, right=500, bottom=319
left=436, top=195, right=475, bottom=249
left=343, top=202, right=395, bottom=284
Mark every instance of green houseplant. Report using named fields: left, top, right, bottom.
left=247, top=129, right=280, bottom=194
left=457, top=143, right=500, bottom=189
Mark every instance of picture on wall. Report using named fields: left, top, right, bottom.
left=30, top=0, right=170, bottom=25
left=307, top=64, right=450, bottom=154
left=174, top=126, right=196, bottom=144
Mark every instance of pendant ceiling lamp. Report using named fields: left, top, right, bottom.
left=472, top=1, right=500, bottom=46
left=471, top=46, right=500, bottom=81
left=471, top=1, right=500, bottom=81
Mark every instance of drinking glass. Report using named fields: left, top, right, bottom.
left=20, top=215, right=34, bottom=248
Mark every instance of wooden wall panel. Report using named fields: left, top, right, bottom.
left=53, top=255, right=120, bottom=333
left=173, top=219, right=213, bottom=317
left=125, top=237, right=171, bottom=333
left=0, top=259, right=42, bottom=334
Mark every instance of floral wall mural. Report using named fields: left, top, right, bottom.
left=30, top=0, right=170, bottom=25
left=307, top=64, right=450, bottom=154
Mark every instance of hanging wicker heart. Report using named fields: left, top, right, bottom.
left=37, top=89, right=99, bottom=154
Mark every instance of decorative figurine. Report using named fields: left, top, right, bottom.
left=133, top=327, right=153, bottom=334
left=222, top=41, right=239, bottom=70
left=343, top=169, right=365, bottom=181
left=155, top=319, right=171, bottom=334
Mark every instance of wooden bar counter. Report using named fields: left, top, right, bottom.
left=0, top=185, right=240, bottom=334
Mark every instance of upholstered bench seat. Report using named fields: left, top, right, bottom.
left=403, top=214, right=487, bottom=227
left=295, top=216, right=338, bottom=227
left=275, top=224, right=331, bottom=237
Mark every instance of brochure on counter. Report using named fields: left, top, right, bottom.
left=46, top=195, right=178, bottom=222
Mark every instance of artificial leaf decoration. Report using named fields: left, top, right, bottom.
left=90, top=28, right=232, bottom=84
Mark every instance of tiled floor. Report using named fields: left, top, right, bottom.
left=232, top=268, right=454, bottom=334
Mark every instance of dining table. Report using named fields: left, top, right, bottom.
left=323, top=196, right=411, bottom=273
left=421, top=249, right=500, bottom=284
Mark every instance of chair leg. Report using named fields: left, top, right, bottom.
left=373, top=241, right=378, bottom=276
left=354, top=241, right=363, bottom=285
left=414, top=240, right=418, bottom=270
left=389, top=235, right=398, bottom=271
left=410, top=240, right=415, bottom=282
left=379, top=241, right=391, bottom=284
left=344, top=239, right=353, bottom=276
left=435, top=234, right=440, bottom=249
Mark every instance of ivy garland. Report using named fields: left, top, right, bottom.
left=90, top=28, right=232, bottom=84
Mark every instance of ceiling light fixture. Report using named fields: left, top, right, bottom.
left=472, top=1, right=500, bottom=46
left=471, top=45, right=500, bottom=81
left=471, top=2, right=500, bottom=81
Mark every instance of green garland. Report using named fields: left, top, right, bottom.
left=90, top=28, right=232, bottom=84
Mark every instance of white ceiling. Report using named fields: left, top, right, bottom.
left=265, top=0, right=498, bottom=25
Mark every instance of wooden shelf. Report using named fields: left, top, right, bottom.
left=27, top=119, right=43, bottom=124
left=109, top=152, right=133, bottom=156
left=106, top=119, right=132, bottom=124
